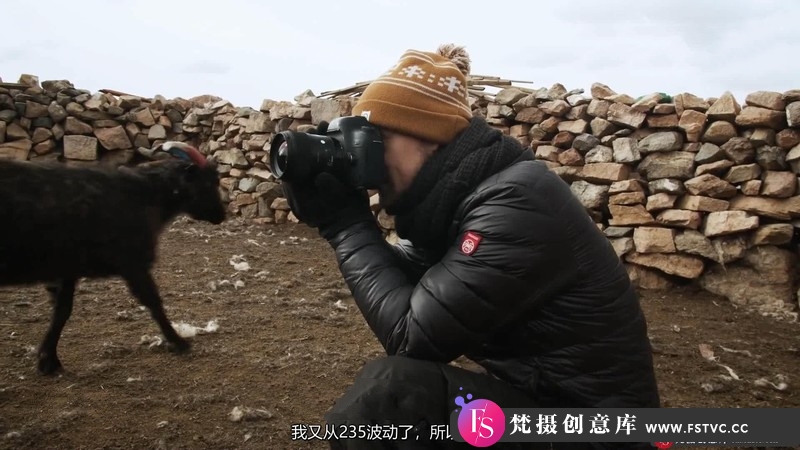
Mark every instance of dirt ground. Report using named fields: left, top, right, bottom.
left=0, top=217, right=799, bottom=450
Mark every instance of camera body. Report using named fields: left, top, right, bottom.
left=269, top=115, right=386, bottom=190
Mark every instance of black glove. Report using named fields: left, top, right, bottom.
left=281, top=121, right=376, bottom=240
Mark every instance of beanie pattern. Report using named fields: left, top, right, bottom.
left=352, top=44, right=473, bottom=144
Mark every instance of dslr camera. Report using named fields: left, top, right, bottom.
left=269, top=115, right=386, bottom=190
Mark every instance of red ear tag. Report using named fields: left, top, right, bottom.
left=460, top=231, right=482, bottom=256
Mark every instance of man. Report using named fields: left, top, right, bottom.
left=281, top=43, right=660, bottom=449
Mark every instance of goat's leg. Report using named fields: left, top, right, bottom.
left=122, top=270, right=190, bottom=353
left=38, top=278, right=76, bottom=375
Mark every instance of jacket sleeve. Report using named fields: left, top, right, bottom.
left=389, top=238, right=433, bottom=283
left=325, top=182, right=579, bottom=363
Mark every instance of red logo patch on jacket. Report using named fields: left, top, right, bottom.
left=460, top=231, right=483, bottom=256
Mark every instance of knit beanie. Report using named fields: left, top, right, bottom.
left=352, top=43, right=473, bottom=145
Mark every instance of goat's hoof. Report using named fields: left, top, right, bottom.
left=167, top=338, right=191, bottom=354
left=37, top=355, right=63, bottom=376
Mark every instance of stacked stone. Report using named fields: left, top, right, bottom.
left=209, top=90, right=357, bottom=223
left=471, top=82, right=800, bottom=313
left=0, top=74, right=225, bottom=166
left=4, top=72, right=800, bottom=312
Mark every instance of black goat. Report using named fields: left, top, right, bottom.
left=0, top=142, right=226, bottom=375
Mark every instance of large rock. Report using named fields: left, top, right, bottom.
left=633, top=227, right=676, bottom=253
left=751, top=224, right=794, bottom=246
left=745, top=91, right=786, bottom=111
left=756, top=146, right=787, bottom=170
left=694, top=142, right=726, bottom=165
left=700, top=246, right=797, bottom=313
left=609, top=191, right=646, bottom=205
left=637, top=131, right=683, bottom=153
left=608, top=204, right=656, bottom=226
left=245, top=111, right=275, bottom=133
left=572, top=134, right=600, bottom=153
left=590, top=83, right=617, bottom=99
left=646, top=193, right=677, bottom=211
left=558, top=119, right=588, bottom=135
left=638, top=151, right=695, bottom=180
left=535, top=145, right=559, bottom=162
left=611, top=237, right=635, bottom=258
left=63, top=135, right=98, bottom=160
left=612, top=137, right=641, bottom=163
left=728, top=194, right=800, bottom=220
left=679, top=110, right=708, bottom=142
left=706, top=92, right=741, bottom=121
left=130, top=106, right=156, bottom=127
left=495, top=88, right=528, bottom=106
left=214, top=149, right=249, bottom=168
left=735, top=106, right=787, bottom=129
left=724, top=163, right=761, bottom=184
left=747, top=128, right=777, bottom=146
left=557, top=148, right=582, bottom=165
left=787, top=101, right=800, bottom=128
left=607, top=103, right=646, bottom=129
left=626, top=264, right=677, bottom=290
left=625, top=252, right=705, bottom=279
left=696, top=159, right=734, bottom=177
left=93, top=125, right=132, bottom=150
left=703, top=210, right=759, bottom=237
left=675, top=230, right=749, bottom=264
left=684, top=174, right=737, bottom=199
left=604, top=226, right=634, bottom=238
left=655, top=209, right=703, bottom=230
left=653, top=104, right=676, bottom=114
left=631, top=93, right=663, bottom=112
left=775, top=129, right=800, bottom=149
left=674, top=93, right=709, bottom=115
left=580, top=163, right=630, bottom=184
left=609, top=179, right=646, bottom=194
left=539, top=100, right=570, bottom=117
left=587, top=99, right=611, bottom=118
left=585, top=145, right=613, bottom=163
left=147, top=124, right=167, bottom=141
left=0, top=139, right=32, bottom=161
left=569, top=181, right=609, bottom=210
left=720, top=137, right=755, bottom=164
left=648, top=178, right=686, bottom=195
left=741, top=179, right=762, bottom=195
left=5, top=123, right=29, bottom=140
left=760, top=171, right=797, bottom=198
left=517, top=107, right=546, bottom=124
left=676, top=195, right=730, bottom=212
left=47, top=102, right=68, bottom=123
left=64, top=116, right=93, bottom=135
left=701, top=121, right=738, bottom=145
left=647, top=114, right=679, bottom=129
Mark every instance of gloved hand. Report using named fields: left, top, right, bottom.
left=281, top=121, right=376, bottom=240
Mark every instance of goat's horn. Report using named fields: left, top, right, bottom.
left=160, top=141, right=208, bottom=167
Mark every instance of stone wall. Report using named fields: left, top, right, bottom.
left=1, top=74, right=799, bottom=314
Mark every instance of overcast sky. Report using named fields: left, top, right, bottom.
left=4, top=0, right=800, bottom=109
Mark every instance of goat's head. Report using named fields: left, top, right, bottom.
left=151, top=141, right=227, bottom=225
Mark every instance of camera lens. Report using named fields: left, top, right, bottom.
left=268, top=129, right=350, bottom=184
left=276, top=142, right=289, bottom=172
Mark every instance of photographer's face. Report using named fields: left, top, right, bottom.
left=379, top=129, right=438, bottom=207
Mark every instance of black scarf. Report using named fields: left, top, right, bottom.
left=385, top=117, right=533, bottom=254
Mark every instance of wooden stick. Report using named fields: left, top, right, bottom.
left=0, top=82, right=29, bottom=89
left=99, top=88, right=135, bottom=97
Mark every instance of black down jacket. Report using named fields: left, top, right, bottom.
left=325, top=156, right=661, bottom=409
